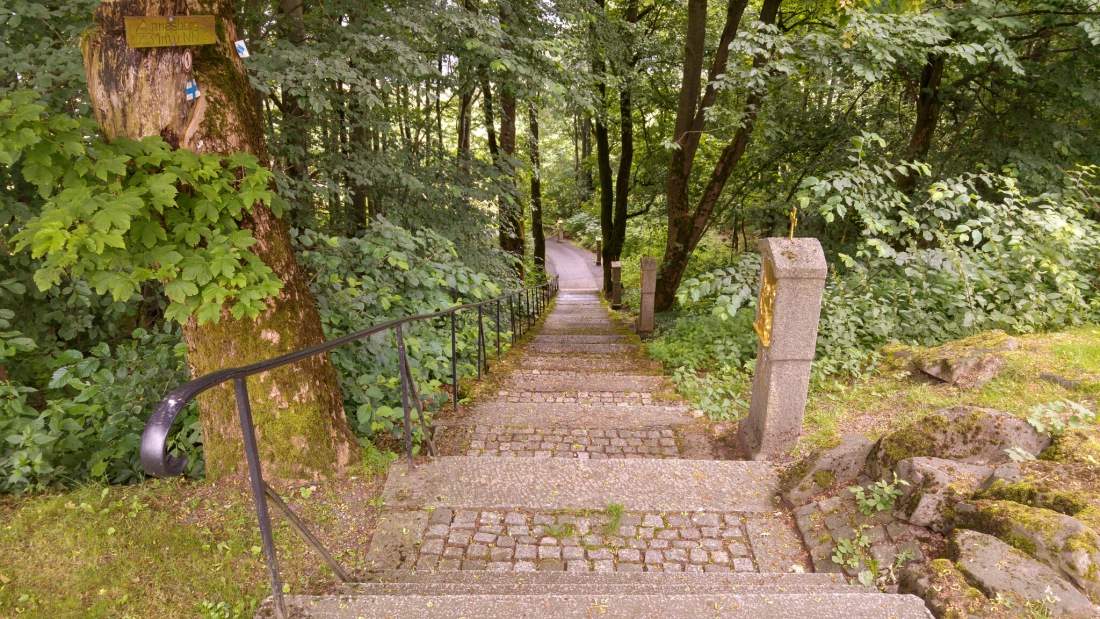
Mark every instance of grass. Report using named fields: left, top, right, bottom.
left=798, top=325, right=1100, bottom=456
left=0, top=447, right=393, bottom=619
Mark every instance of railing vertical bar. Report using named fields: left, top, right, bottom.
left=401, top=361, right=436, bottom=457
left=477, top=305, right=484, bottom=379
left=233, top=377, right=286, bottom=619
left=450, top=310, right=458, bottom=413
left=509, top=295, right=515, bottom=345
left=396, top=325, right=414, bottom=468
left=495, top=299, right=501, bottom=358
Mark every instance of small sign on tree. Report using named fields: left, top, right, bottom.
left=124, top=16, right=216, bottom=48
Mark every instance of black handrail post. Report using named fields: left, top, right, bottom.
left=396, top=325, right=414, bottom=469
left=450, top=310, right=458, bottom=413
left=234, top=377, right=286, bottom=619
left=495, top=299, right=501, bottom=358
left=509, top=295, right=515, bottom=345
left=476, top=305, right=484, bottom=379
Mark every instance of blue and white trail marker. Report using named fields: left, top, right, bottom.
left=234, top=40, right=250, bottom=58
left=184, top=79, right=202, bottom=101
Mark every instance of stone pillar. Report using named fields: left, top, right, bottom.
left=737, top=238, right=827, bottom=461
left=595, top=237, right=602, bottom=266
left=638, top=257, right=657, bottom=336
left=556, top=219, right=563, bottom=242
left=611, top=261, right=622, bottom=309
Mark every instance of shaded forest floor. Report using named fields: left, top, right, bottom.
left=0, top=450, right=393, bottom=619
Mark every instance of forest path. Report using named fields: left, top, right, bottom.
left=278, top=240, right=933, bottom=617
left=545, top=237, right=602, bottom=291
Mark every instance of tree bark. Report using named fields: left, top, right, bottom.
left=529, top=104, right=545, bottom=270
left=601, top=0, right=639, bottom=294
left=82, top=0, right=358, bottom=482
left=656, top=0, right=781, bottom=311
left=495, top=3, right=525, bottom=278
left=279, top=0, right=313, bottom=231
left=897, top=56, right=945, bottom=193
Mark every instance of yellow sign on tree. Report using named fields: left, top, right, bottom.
left=124, top=16, right=216, bottom=48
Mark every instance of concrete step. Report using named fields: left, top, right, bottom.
left=282, top=592, right=934, bottom=618
left=531, top=334, right=628, bottom=344
left=517, top=356, right=662, bottom=373
left=381, top=456, right=778, bottom=512
left=528, top=342, right=638, bottom=355
left=355, top=570, right=849, bottom=587
left=501, top=374, right=664, bottom=393
left=339, top=581, right=866, bottom=597
left=456, top=403, right=694, bottom=428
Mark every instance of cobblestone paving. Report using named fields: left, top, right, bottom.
left=414, top=508, right=759, bottom=573
left=466, top=426, right=680, bottom=458
left=496, top=390, right=655, bottom=405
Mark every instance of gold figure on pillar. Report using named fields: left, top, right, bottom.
left=753, top=260, right=776, bottom=348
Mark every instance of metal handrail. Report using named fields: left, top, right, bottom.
left=138, top=275, right=559, bottom=618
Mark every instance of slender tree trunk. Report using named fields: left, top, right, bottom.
left=594, top=87, right=614, bottom=293
left=82, top=0, right=358, bottom=482
left=280, top=0, right=312, bottom=231
left=656, top=0, right=781, bottom=311
left=897, top=56, right=945, bottom=193
left=529, top=104, right=545, bottom=270
left=601, top=0, right=639, bottom=294
left=495, top=5, right=525, bottom=278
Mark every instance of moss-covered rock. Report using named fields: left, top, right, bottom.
left=895, top=457, right=993, bottom=533
left=781, top=433, right=874, bottom=507
left=1041, top=428, right=1100, bottom=466
left=898, top=558, right=1017, bottom=619
left=950, top=529, right=1099, bottom=618
left=954, top=500, right=1100, bottom=601
left=981, top=460, right=1100, bottom=532
left=912, top=330, right=1018, bottom=388
left=866, top=406, right=1050, bottom=480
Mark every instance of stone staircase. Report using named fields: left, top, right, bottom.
left=281, top=290, right=932, bottom=617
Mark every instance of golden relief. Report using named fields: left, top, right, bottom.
left=753, top=259, right=776, bottom=348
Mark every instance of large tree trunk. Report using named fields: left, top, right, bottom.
left=529, top=105, right=545, bottom=270
left=495, top=4, right=525, bottom=278
left=656, top=0, right=780, bottom=311
left=82, top=0, right=358, bottom=482
left=897, top=56, right=945, bottom=193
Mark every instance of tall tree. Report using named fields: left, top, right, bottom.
left=495, top=2, right=525, bottom=278
left=657, top=0, right=782, bottom=311
left=529, top=104, right=545, bottom=269
left=82, top=0, right=359, bottom=480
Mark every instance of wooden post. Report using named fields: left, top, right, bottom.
left=611, top=261, right=622, bottom=309
left=596, top=237, right=602, bottom=265
left=737, top=238, right=827, bottom=460
left=638, top=257, right=656, bottom=336
left=557, top=219, right=563, bottom=242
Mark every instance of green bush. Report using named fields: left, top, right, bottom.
left=0, top=327, right=198, bottom=493
left=297, top=219, right=509, bottom=445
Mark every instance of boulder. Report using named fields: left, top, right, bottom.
left=899, top=558, right=1015, bottom=619
left=881, top=343, right=917, bottom=371
left=866, top=406, right=1050, bottom=480
left=952, top=529, right=1098, bottom=618
left=912, top=330, right=1018, bottom=388
left=782, top=433, right=875, bottom=507
left=980, top=460, right=1100, bottom=533
left=1041, top=428, right=1100, bottom=466
left=954, top=500, right=1100, bottom=601
left=895, top=457, right=993, bottom=533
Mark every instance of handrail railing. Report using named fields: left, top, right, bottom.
left=139, top=275, right=559, bottom=618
